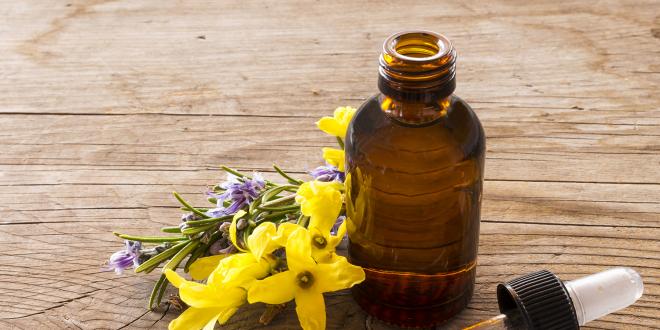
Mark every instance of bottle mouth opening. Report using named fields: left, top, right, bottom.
left=378, top=31, right=457, bottom=101
left=384, top=31, right=452, bottom=63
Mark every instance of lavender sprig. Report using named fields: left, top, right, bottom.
left=206, top=172, right=266, bottom=217
left=310, top=165, right=345, bottom=182
left=109, top=166, right=304, bottom=310
left=106, top=240, right=142, bottom=274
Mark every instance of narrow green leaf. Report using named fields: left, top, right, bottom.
left=135, top=240, right=188, bottom=273
left=273, top=164, right=304, bottom=185
left=184, top=231, right=221, bottom=272
left=163, top=240, right=200, bottom=271
left=297, top=215, right=310, bottom=227
left=186, top=215, right=232, bottom=227
left=262, top=209, right=295, bottom=220
left=257, top=204, right=300, bottom=212
left=261, top=185, right=298, bottom=203
left=260, top=194, right=296, bottom=207
left=154, top=278, right=169, bottom=310
left=336, top=136, right=345, bottom=149
left=180, top=206, right=209, bottom=212
left=148, top=273, right=167, bottom=310
left=181, top=224, right=215, bottom=235
left=249, top=195, right=262, bottom=215
left=161, top=226, right=182, bottom=233
left=184, top=242, right=207, bottom=272
left=173, top=192, right=209, bottom=219
left=113, top=232, right=186, bottom=243
left=219, top=165, right=276, bottom=187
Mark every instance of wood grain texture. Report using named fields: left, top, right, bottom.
left=0, top=0, right=658, bottom=329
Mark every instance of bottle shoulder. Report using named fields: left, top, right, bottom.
left=347, top=94, right=485, bottom=157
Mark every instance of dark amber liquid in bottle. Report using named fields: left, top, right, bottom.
left=345, top=31, right=485, bottom=328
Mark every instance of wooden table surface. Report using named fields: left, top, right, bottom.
left=1, top=0, right=659, bottom=329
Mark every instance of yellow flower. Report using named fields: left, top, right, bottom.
left=322, top=148, right=345, bottom=171
left=316, top=106, right=357, bottom=139
left=188, top=254, right=227, bottom=280
left=165, top=269, right=245, bottom=330
left=274, top=221, right=346, bottom=263
left=247, top=228, right=365, bottom=330
left=188, top=211, right=280, bottom=283
left=166, top=218, right=284, bottom=329
left=295, top=180, right=343, bottom=232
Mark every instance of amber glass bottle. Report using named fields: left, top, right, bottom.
left=345, top=31, right=485, bottom=327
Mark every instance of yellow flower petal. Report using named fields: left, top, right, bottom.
left=168, top=307, right=221, bottom=330
left=316, top=106, right=357, bottom=139
left=313, top=255, right=365, bottom=293
left=167, top=269, right=246, bottom=309
left=209, top=253, right=268, bottom=288
left=202, top=314, right=220, bottom=330
left=273, top=222, right=300, bottom=246
left=164, top=269, right=185, bottom=288
left=247, top=270, right=297, bottom=304
left=294, top=290, right=326, bottom=330
left=322, top=147, right=345, bottom=171
left=189, top=255, right=227, bottom=281
left=286, top=228, right=316, bottom=273
left=325, top=221, right=346, bottom=252
left=217, top=307, right=239, bottom=325
left=295, top=181, right=343, bottom=233
left=336, top=220, right=347, bottom=239
left=247, top=222, right=279, bottom=260
left=308, top=227, right=335, bottom=263
left=335, top=106, right=357, bottom=123
left=229, top=210, right=248, bottom=252
left=229, top=259, right=272, bottom=289
left=178, top=281, right=217, bottom=308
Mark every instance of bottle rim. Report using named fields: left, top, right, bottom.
left=378, top=30, right=457, bottom=101
left=382, top=30, right=453, bottom=63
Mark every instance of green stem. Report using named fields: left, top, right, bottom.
left=113, top=232, right=186, bottom=243
left=148, top=273, right=167, bottom=310
left=297, top=215, right=310, bottom=228
left=185, top=215, right=232, bottom=227
left=161, top=226, right=182, bottom=234
left=180, top=206, right=209, bottom=212
left=149, top=240, right=201, bottom=309
left=262, top=209, right=295, bottom=220
left=261, top=185, right=298, bottom=203
left=249, top=196, right=263, bottom=216
left=257, top=204, right=300, bottom=212
left=173, top=192, right=209, bottom=219
left=336, top=137, right=345, bottom=149
left=219, top=165, right=245, bottom=178
left=154, top=277, right=169, bottom=310
left=163, top=240, right=200, bottom=270
left=220, top=165, right=276, bottom=187
left=184, top=231, right=221, bottom=272
left=181, top=224, right=215, bottom=235
left=135, top=240, right=188, bottom=273
left=273, top=164, right=304, bottom=185
left=260, top=194, right=296, bottom=207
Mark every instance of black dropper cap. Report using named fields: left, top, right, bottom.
left=496, top=270, right=579, bottom=330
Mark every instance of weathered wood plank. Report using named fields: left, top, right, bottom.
left=0, top=0, right=658, bottom=329
left=0, top=115, right=659, bottom=184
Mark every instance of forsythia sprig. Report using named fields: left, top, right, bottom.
left=108, top=106, right=361, bottom=330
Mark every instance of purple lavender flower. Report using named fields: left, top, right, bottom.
left=310, top=165, right=345, bottom=182
left=206, top=173, right=266, bottom=217
left=106, top=240, right=141, bottom=274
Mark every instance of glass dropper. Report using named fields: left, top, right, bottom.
left=464, top=267, right=644, bottom=330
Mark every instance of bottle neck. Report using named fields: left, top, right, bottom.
left=377, top=31, right=457, bottom=124
left=378, top=94, right=452, bottom=124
